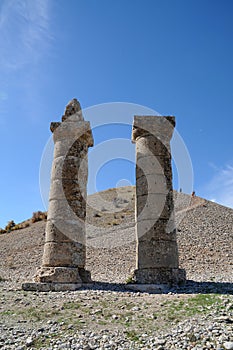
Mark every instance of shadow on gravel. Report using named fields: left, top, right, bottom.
left=83, top=280, right=233, bottom=295
left=173, top=280, right=233, bottom=295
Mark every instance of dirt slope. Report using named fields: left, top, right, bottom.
left=0, top=186, right=232, bottom=288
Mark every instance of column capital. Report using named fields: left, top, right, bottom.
left=50, top=99, right=93, bottom=147
left=51, top=120, right=93, bottom=147
left=132, top=116, right=175, bottom=143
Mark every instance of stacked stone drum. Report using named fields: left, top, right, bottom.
left=34, top=99, right=93, bottom=287
left=132, top=116, right=186, bottom=285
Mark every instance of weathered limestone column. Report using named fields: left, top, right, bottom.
left=131, top=116, right=186, bottom=286
left=23, top=99, right=93, bottom=291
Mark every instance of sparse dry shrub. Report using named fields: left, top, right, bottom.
left=0, top=228, right=6, bottom=234
left=31, top=211, right=47, bottom=223
left=11, top=222, right=30, bottom=231
left=5, top=220, right=15, bottom=232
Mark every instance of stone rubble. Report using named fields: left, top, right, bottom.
left=0, top=288, right=232, bottom=349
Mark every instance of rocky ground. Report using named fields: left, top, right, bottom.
left=0, top=187, right=232, bottom=349
left=0, top=287, right=233, bottom=350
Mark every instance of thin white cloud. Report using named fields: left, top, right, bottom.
left=204, top=164, right=233, bottom=208
left=0, top=0, right=52, bottom=70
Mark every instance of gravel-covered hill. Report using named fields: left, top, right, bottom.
left=0, top=186, right=232, bottom=287
left=0, top=187, right=232, bottom=350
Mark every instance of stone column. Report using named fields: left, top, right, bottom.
left=131, top=116, right=186, bottom=286
left=23, top=99, right=93, bottom=291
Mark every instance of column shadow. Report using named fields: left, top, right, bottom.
left=82, top=280, right=233, bottom=295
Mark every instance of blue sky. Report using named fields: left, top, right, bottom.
left=0, top=0, right=233, bottom=227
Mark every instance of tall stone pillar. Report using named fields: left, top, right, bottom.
left=131, top=116, right=185, bottom=286
left=23, top=99, right=93, bottom=291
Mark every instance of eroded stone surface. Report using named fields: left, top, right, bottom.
left=42, top=241, right=85, bottom=267
left=132, top=116, right=185, bottom=285
left=137, top=219, right=177, bottom=242
left=137, top=192, right=174, bottom=220
left=62, top=98, right=83, bottom=121
left=136, top=155, right=172, bottom=179
left=137, top=240, right=179, bottom=269
left=34, top=266, right=82, bottom=283
left=133, top=267, right=186, bottom=285
left=29, top=99, right=93, bottom=289
left=136, top=174, right=171, bottom=196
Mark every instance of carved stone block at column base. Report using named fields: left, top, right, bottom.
left=33, top=266, right=92, bottom=284
left=22, top=282, right=94, bottom=292
left=133, top=267, right=186, bottom=286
